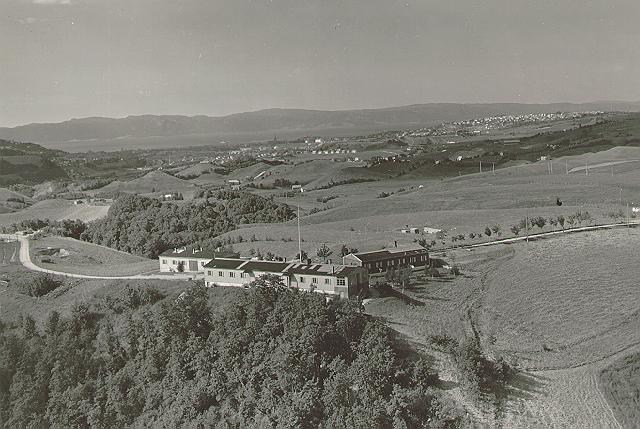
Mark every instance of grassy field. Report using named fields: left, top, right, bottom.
left=599, top=352, right=640, bottom=427
left=479, top=228, right=640, bottom=369
left=363, top=228, right=640, bottom=427
left=29, top=235, right=158, bottom=276
left=90, top=170, right=198, bottom=199
left=0, top=199, right=109, bottom=227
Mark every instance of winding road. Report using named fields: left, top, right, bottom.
left=0, top=233, right=194, bottom=281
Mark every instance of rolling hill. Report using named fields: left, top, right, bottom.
left=2, top=102, right=639, bottom=151
left=90, top=170, right=197, bottom=199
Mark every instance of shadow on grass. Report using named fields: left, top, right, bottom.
left=389, top=288, right=426, bottom=306
left=500, top=370, right=547, bottom=401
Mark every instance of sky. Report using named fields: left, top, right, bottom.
left=1, top=0, right=640, bottom=127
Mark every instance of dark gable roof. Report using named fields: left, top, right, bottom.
left=160, top=247, right=239, bottom=259
left=285, top=263, right=365, bottom=278
left=203, top=258, right=247, bottom=269
left=242, top=261, right=291, bottom=272
left=354, top=247, right=427, bottom=263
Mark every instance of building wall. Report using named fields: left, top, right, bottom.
left=343, top=252, right=428, bottom=275
left=204, top=267, right=368, bottom=299
left=204, top=268, right=290, bottom=288
left=159, top=256, right=212, bottom=273
left=342, top=254, right=362, bottom=267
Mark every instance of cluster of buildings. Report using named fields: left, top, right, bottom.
left=159, top=243, right=430, bottom=299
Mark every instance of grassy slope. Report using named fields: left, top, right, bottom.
left=0, top=199, right=110, bottom=227
left=29, top=235, right=158, bottom=276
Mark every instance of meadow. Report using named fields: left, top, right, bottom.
left=0, top=199, right=109, bottom=228
left=29, top=235, right=157, bottom=276
left=480, top=228, right=640, bottom=369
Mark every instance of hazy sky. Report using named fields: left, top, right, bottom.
left=2, top=0, right=639, bottom=127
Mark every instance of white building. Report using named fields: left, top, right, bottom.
left=203, top=259, right=368, bottom=299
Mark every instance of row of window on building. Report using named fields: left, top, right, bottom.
left=207, top=270, right=346, bottom=286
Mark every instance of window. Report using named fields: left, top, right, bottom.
left=241, top=273, right=248, bottom=278
left=324, top=278, right=331, bottom=285
left=312, top=277, right=318, bottom=284
left=299, top=276, right=305, bottom=283
left=337, top=278, right=346, bottom=286
left=218, top=271, right=223, bottom=277
left=207, top=270, right=212, bottom=276
left=229, top=272, right=235, bottom=278
left=201, top=261, right=205, bottom=266
left=172, top=260, right=177, bottom=265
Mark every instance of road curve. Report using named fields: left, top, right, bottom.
left=0, top=233, right=194, bottom=281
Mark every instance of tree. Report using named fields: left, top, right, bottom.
left=484, top=227, right=492, bottom=237
left=399, top=267, right=412, bottom=289
left=385, top=266, right=396, bottom=285
left=177, top=261, right=185, bottom=272
left=557, top=215, right=565, bottom=230
left=533, top=216, right=546, bottom=229
left=340, top=244, right=350, bottom=257
left=295, top=250, right=308, bottom=261
left=316, top=243, right=332, bottom=260
left=491, top=224, right=501, bottom=237
left=510, top=225, right=520, bottom=236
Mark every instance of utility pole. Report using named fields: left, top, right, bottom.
left=492, top=162, right=495, bottom=174
left=585, top=161, right=588, bottom=176
left=627, top=202, right=630, bottom=227
left=565, top=160, right=568, bottom=175
left=297, top=204, right=302, bottom=262
left=479, top=160, right=482, bottom=173
left=620, top=188, right=622, bottom=206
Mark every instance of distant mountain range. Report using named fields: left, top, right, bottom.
left=2, top=102, right=640, bottom=148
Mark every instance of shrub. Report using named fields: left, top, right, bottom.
left=11, top=273, right=63, bottom=297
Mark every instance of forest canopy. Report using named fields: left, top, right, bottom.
left=80, top=192, right=295, bottom=258
left=0, top=278, right=463, bottom=428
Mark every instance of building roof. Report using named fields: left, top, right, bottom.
left=351, top=244, right=427, bottom=263
left=203, top=258, right=248, bottom=269
left=201, top=258, right=365, bottom=277
left=160, top=247, right=239, bottom=259
left=242, top=261, right=291, bottom=272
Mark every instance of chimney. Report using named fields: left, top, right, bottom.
left=306, top=258, right=312, bottom=265
left=394, top=240, right=398, bottom=248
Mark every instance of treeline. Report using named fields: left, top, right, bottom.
left=1, top=218, right=87, bottom=239
left=0, top=278, right=464, bottom=428
left=80, top=193, right=295, bottom=258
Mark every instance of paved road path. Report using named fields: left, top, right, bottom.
left=0, top=233, right=194, bottom=281
left=433, top=220, right=639, bottom=255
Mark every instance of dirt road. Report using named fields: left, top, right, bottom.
left=0, top=233, right=193, bottom=281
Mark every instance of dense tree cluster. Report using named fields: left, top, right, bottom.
left=0, top=279, right=463, bottom=428
left=2, top=218, right=87, bottom=239
left=8, top=273, right=63, bottom=297
left=80, top=193, right=295, bottom=258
